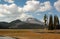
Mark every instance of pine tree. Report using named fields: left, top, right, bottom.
left=54, top=15, right=57, bottom=29
left=44, top=14, right=48, bottom=26
left=48, top=15, right=54, bottom=30
left=44, top=14, right=48, bottom=29
left=54, top=15, right=60, bottom=29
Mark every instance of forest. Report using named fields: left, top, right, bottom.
left=44, top=14, right=60, bottom=30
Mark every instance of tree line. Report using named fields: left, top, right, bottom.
left=44, top=14, right=60, bottom=30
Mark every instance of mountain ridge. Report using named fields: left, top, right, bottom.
left=0, top=17, right=44, bottom=29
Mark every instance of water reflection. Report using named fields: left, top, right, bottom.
left=0, top=36, right=17, bottom=39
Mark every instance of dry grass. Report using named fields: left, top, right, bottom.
left=0, top=29, right=60, bottom=39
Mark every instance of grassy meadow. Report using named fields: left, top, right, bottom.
left=0, top=29, right=60, bottom=39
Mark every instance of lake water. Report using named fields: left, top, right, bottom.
left=0, top=36, right=16, bottom=39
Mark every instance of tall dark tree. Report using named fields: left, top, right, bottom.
left=44, top=14, right=48, bottom=26
left=54, top=15, right=60, bottom=29
left=54, top=15, right=56, bottom=29
left=48, top=15, right=54, bottom=30
left=44, top=14, right=48, bottom=29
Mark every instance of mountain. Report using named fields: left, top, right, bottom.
left=9, top=18, right=44, bottom=29
left=25, top=17, right=44, bottom=25
left=0, top=22, right=9, bottom=29
left=0, top=18, right=44, bottom=29
left=9, top=19, right=26, bottom=28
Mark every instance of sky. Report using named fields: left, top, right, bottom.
left=0, top=0, right=60, bottom=22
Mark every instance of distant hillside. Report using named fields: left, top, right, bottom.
left=0, top=22, right=9, bottom=29
left=0, top=18, right=45, bottom=29
left=26, top=17, right=44, bottom=25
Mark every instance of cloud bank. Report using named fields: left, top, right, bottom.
left=0, top=3, right=22, bottom=22
left=23, top=1, right=52, bottom=12
left=0, top=0, right=52, bottom=22
left=54, top=0, right=60, bottom=12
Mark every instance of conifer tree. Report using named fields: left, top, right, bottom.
left=44, top=14, right=48, bottom=29
left=48, top=15, right=54, bottom=30
left=44, top=14, right=48, bottom=26
left=54, top=15, right=59, bottom=29
left=54, top=15, right=56, bottom=29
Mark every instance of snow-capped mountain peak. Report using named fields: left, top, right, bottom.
left=25, top=17, right=44, bottom=25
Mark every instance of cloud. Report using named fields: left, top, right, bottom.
left=19, top=13, right=33, bottom=21
left=0, top=3, right=33, bottom=22
left=23, top=1, right=52, bottom=12
left=0, top=4, right=20, bottom=14
left=54, top=0, right=60, bottom=12
left=39, top=1, right=52, bottom=12
left=23, top=1, right=40, bottom=12
left=0, top=0, right=52, bottom=22
left=0, top=14, right=5, bottom=17
left=18, top=7, right=23, bottom=13
left=0, top=4, right=23, bottom=22
left=4, top=0, right=14, bottom=3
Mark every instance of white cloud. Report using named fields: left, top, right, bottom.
left=0, top=4, right=23, bottom=22
left=0, top=3, right=33, bottom=22
left=0, top=4, right=20, bottom=14
left=18, top=7, right=23, bottom=13
left=0, top=0, right=52, bottom=22
left=19, top=13, right=33, bottom=21
left=23, top=1, right=40, bottom=12
left=39, top=1, right=52, bottom=12
left=4, top=0, right=14, bottom=3
left=0, top=13, right=5, bottom=17
left=54, top=0, right=60, bottom=12
left=23, top=1, right=52, bottom=12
